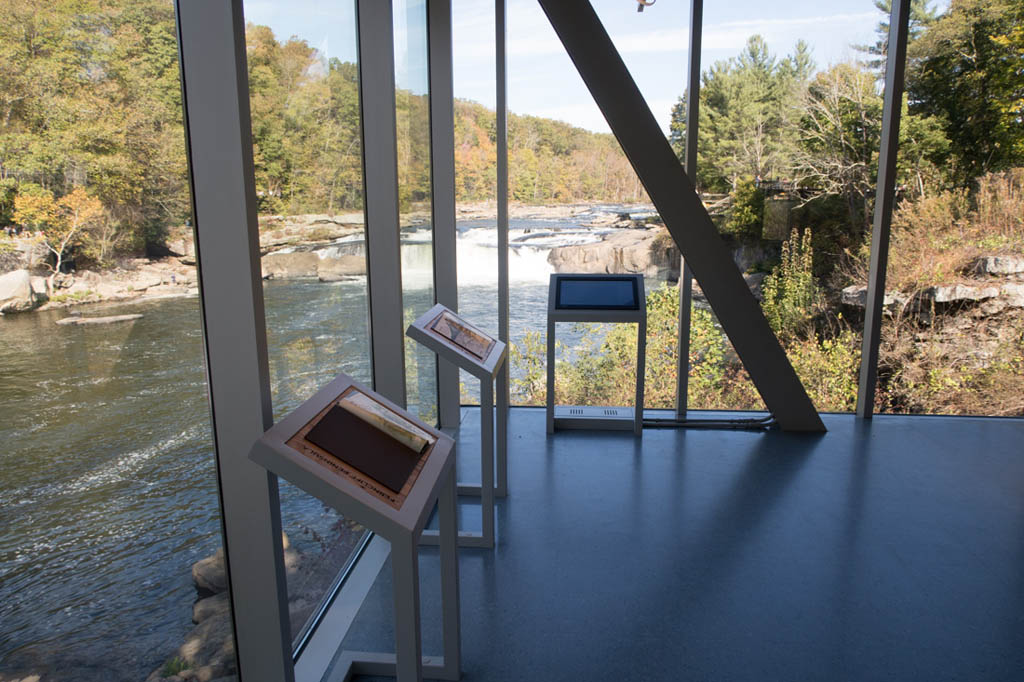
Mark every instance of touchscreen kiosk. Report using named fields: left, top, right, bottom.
left=547, top=274, right=646, bottom=435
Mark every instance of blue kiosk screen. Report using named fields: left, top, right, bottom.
left=556, top=277, right=639, bottom=310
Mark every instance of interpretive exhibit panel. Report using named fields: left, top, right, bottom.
left=408, top=303, right=506, bottom=381
left=286, top=386, right=436, bottom=508
left=251, top=373, right=455, bottom=533
left=250, top=372, right=461, bottom=682
left=430, top=310, right=496, bottom=361
left=547, top=274, right=647, bottom=434
left=407, top=303, right=508, bottom=548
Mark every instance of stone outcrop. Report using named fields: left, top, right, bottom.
left=546, top=226, right=782, bottom=286
left=34, top=259, right=198, bottom=308
left=317, top=255, right=366, bottom=281
left=547, top=227, right=679, bottom=280
left=261, top=250, right=367, bottom=281
left=260, top=251, right=319, bottom=279
left=972, top=255, right=1024, bottom=276
left=191, top=548, right=228, bottom=596
left=840, top=286, right=909, bottom=310
left=192, top=591, right=230, bottom=625
left=924, top=283, right=1000, bottom=303
left=0, top=270, right=43, bottom=314
left=841, top=255, right=1024, bottom=323
left=149, top=536, right=303, bottom=682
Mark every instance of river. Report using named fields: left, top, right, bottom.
left=0, top=213, right=651, bottom=681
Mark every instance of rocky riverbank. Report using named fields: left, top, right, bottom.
left=0, top=202, right=676, bottom=315
left=0, top=258, right=198, bottom=316
left=146, top=523, right=365, bottom=682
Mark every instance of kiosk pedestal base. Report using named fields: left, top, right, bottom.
left=552, top=404, right=637, bottom=431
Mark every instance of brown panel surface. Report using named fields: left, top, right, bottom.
left=305, top=405, right=420, bottom=493
left=286, top=387, right=435, bottom=509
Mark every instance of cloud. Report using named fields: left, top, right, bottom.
left=454, top=6, right=879, bottom=60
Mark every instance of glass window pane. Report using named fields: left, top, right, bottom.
left=242, top=0, right=372, bottom=648
left=681, top=0, right=883, bottom=415
left=874, top=2, right=1023, bottom=416
left=452, top=0, right=499, bottom=407
left=0, top=3, right=235, bottom=679
left=395, top=0, right=438, bottom=423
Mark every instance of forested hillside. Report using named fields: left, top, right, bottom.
left=0, top=0, right=186, bottom=259
left=0, top=1, right=642, bottom=269
left=456, top=99, right=644, bottom=204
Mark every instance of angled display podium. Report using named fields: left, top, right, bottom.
left=249, top=373, right=460, bottom=682
left=407, top=303, right=507, bottom=549
left=547, top=273, right=646, bottom=435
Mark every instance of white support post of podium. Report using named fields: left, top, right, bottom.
left=407, top=303, right=508, bottom=549
left=250, top=374, right=461, bottom=682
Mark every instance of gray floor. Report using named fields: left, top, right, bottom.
left=337, top=408, right=1024, bottom=681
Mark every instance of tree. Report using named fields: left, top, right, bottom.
left=15, top=186, right=104, bottom=291
left=792, top=63, right=882, bottom=234
left=908, top=0, right=1024, bottom=186
left=855, top=0, right=939, bottom=71
left=670, top=37, right=814, bottom=192
left=0, top=0, right=188, bottom=253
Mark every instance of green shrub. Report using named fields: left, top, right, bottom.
left=761, top=227, right=822, bottom=340
left=161, top=657, right=189, bottom=678
left=307, top=226, right=334, bottom=242
left=723, top=176, right=764, bottom=239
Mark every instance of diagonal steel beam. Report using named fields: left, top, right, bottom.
left=537, top=0, right=825, bottom=432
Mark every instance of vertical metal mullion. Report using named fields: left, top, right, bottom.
left=427, top=0, right=460, bottom=428
left=174, top=2, right=293, bottom=680
left=675, top=0, right=702, bottom=418
left=495, top=0, right=510, bottom=491
left=357, top=0, right=407, bottom=407
left=856, top=0, right=911, bottom=418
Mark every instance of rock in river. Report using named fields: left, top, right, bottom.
left=56, top=314, right=144, bottom=326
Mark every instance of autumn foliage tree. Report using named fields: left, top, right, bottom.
left=14, top=186, right=104, bottom=291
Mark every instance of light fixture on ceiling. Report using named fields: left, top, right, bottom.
left=637, top=0, right=656, bottom=11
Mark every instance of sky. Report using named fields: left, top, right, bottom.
left=242, top=0, right=947, bottom=134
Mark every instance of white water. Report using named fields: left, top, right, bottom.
left=309, top=220, right=613, bottom=289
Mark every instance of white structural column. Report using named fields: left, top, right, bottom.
left=537, top=0, right=824, bottom=432
left=427, top=0, right=461, bottom=429
left=358, top=0, right=407, bottom=406
left=495, top=0, right=510, bottom=495
left=857, top=0, right=911, bottom=418
left=174, top=1, right=293, bottom=680
left=675, top=0, right=702, bottom=418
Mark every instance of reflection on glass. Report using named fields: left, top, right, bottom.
left=243, top=0, right=372, bottom=650
left=394, top=0, right=438, bottom=423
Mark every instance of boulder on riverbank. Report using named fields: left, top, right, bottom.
left=317, top=254, right=366, bottom=281
left=548, top=227, right=679, bottom=280
left=0, top=270, right=44, bottom=314
left=148, top=536, right=303, bottom=682
left=261, top=251, right=319, bottom=279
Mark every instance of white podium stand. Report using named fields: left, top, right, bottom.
left=407, top=303, right=507, bottom=549
left=547, top=273, right=646, bottom=435
left=250, top=373, right=460, bottom=682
